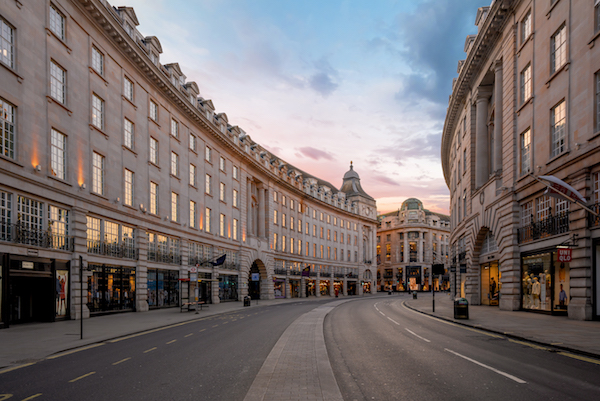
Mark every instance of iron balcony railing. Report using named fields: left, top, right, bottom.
left=347, top=273, right=357, bottom=279
left=589, top=203, right=600, bottom=228
left=274, top=268, right=287, bottom=275
left=383, top=274, right=393, bottom=279
left=87, top=239, right=138, bottom=259
left=290, top=270, right=301, bottom=276
left=222, top=262, right=240, bottom=271
left=188, top=256, right=209, bottom=266
left=1, top=222, right=74, bottom=251
left=148, top=249, right=182, bottom=265
left=334, top=273, right=345, bottom=278
left=518, top=212, right=569, bottom=244
left=309, top=271, right=317, bottom=277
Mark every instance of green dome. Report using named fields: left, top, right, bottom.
left=401, top=198, right=423, bottom=211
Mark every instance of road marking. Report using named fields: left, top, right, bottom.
left=557, top=352, right=600, bottom=365
left=185, top=333, right=194, bottom=337
left=508, top=339, right=548, bottom=351
left=143, top=347, right=157, bottom=353
left=69, top=371, right=96, bottom=383
left=378, top=311, right=385, bottom=316
left=0, top=362, right=36, bottom=375
left=21, top=394, right=42, bottom=401
left=199, top=329, right=206, bottom=333
left=47, top=343, right=105, bottom=359
left=109, top=316, right=214, bottom=343
left=212, top=325, right=219, bottom=328
left=112, top=357, right=131, bottom=365
left=405, top=328, right=431, bottom=343
left=387, top=317, right=400, bottom=325
left=223, top=321, right=229, bottom=325
left=167, top=340, right=177, bottom=344
left=444, top=349, right=526, bottom=384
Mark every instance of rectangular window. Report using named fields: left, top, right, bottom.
left=0, top=18, right=14, bottom=68
left=520, top=64, right=532, bottom=104
left=274, top=191, right=278, bottom=202
left=124, top=119, right=134, bottom=149
left=463, top=149, right=467, bottom=174
left=283, top=235, right=287, bottom=252
left=596, top=72, right=600, bottom=134
left=92, top=152, right=104, bottom=195
left=305, top=222, right=309, bottom=234
left=536, top=195, right=551, bottom=221
left=556, top=198, right=569, bottom=216
left=274, top=210, right=278, bottom=224
left=189, top=133, right=196, bottom=152
left=123, top=77, right=133, bottom=101
left=521, top=11, right=531, bottom=43
left=50, top=61, right=66, bottom=104
left=220, top=214, right=225, bottom=236
left=49, top=5, right=65, bottom=40
left=48, top=205, right=68, bottom=245
left=233, top=189, right=238, bottom=208
left=521, top=201, right=533, bottom=227
left=189, top=164, right=196, bottom=187
left=593, top=172, right=600, bottom=203
left=171, top=192, right=179, bottom=222
left=0, top=98, right=15, bottom=159
left=150, top=137, right=158, bottom=164
left=273, top=233, right=278, bottom=250
left=233, top=218, right=238, bottom=240
left=150, top=182, right=158, bottom=214
left=190, top=200, right=196, bottom=228
left=171, top=118, right=178, bottom=138
left=551, top=25, right=567, bottom=74
left=282, top=213, right=287, bottom=228
left=220, top=156, right=226, bottom=171
left=171, top=152, right=179, bottom=176
left=520, top=128, right=531, bottom=175
left=92, top=94, right=104, bottom=130
left=291, top=199, right=295, bottom=210
left=150, top=100, right=158, bottom=121
left=91, top=46, right=103, bottom=75
left=596, top=1, right=600, bottom=34
left=205, top=174, right=212, bottom=195
left=551, top=100, right=566, bottom=157
left=205, top=146, right=211, bottom=162
left=51, top=129, right=66, bottom=180
left=124, top=169, right=134, bottom=206
left=205, top=208, right=211, bottom=232
left=233, top=165, right=239, bottom=180
left=220, top=182, right=226, bottom=202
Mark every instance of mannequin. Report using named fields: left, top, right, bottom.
left=539, top=273, right=546, bottom=309
left=532, top=277, right=541, bottom=309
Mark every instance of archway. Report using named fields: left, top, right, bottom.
left=249, top=259, right=266, bottom=300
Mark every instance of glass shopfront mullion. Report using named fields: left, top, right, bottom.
left=87, top=265, right=136, bottom=314
left=147, top=268, right=179, bottom=308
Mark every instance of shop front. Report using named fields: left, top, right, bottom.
left=306, top=279, right=316, bottom=296
left=87, top=264, right=135, bottom=314
left=397, top=268, right=405, bottom=291
left=273, top=278, right=286, bottom=298
left=407, top=266, right=421, bottom=291
left=362, top=280, right=371, bottom=293
left=481, top=262, right=500, bottom=306
left=219, top=274, right=238, bottom=301
left=147, top=268, right=179, bottom=308
left=289, top=279, right=300, bottom=298
left=2, top=254, right=70, bottom=326
left=521, top=250, right=569, bottom=314
left=333, top=280, right=343, bottom=297
left=347, top=281, right=357, bottom=295
left=319, top=280, right=330, bottom=296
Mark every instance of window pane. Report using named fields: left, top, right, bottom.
left=51, top=129, right=66, bottom=180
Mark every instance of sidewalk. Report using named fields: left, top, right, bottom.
left=0, top=297, right=318, bottom=369
left=404, top=292, right=600, bottom=357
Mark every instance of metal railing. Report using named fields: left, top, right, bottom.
left=87, top=240, right=138, bottom=259
left=148, top=249, right=182, bottom=265
left=334, top=273, right=345, bottom=278
left=274, top=268, right=286, bottom=275
left=1, top=222, right=73, bottom=251
left=518, top=213, right=570, bottom=243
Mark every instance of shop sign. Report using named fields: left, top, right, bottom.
left=251, top=273, right=260, bottom=281
left=22, top=261, right=34, bottom=269
left=557, top=248, right=572, bottom=262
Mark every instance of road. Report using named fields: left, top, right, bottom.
left=325, top=294, right=600, bottom=401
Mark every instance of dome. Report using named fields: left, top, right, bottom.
left=343, top=162, right=360, bottom=180
left=401, top=198, right=423, bottom=211
left=339, top=162, right=374, bottom=201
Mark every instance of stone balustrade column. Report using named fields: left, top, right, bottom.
left=494, top=60, right=503, bottom=174
left=475, top=87, right=492, bottom=187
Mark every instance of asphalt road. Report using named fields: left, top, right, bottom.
left=0, top=299, right=330, bottom=401
left=325, top=294, right=600, bottom=401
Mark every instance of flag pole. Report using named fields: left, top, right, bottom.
left=528, top=173, right=599, bottom=217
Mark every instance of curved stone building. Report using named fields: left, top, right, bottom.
left=0, top=0, right=377, bottom=327
left=442, top=1, right=600, bottom=320
left=377, top=198, right=450, bottom=292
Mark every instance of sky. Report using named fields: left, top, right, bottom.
left=122, top=0, right=484, bottom=215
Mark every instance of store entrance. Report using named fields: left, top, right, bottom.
left=10, top=275, right=54, bottom=323
left=481, top=261, right=500, bottom=306
left=249, top=262, right=261, bottom=300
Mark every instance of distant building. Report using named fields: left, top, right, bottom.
left=0, top=0, right=377, bottom=328
left=442, top=1, right=600, bottom=320
left=377, top=199, right=450, bottom=292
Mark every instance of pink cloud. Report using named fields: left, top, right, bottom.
left=298, top=147, right=335, bottom=161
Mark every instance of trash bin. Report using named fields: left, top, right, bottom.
left=388, top=291, right=392, bottom=295
left=244, top=296, right=251, bottom=307
left=412, top=292, right=417, bottom=299
left=454, top=297, right=469, bottom=319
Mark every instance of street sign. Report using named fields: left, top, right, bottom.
left=190, top=273, right=198, bottom=281
left=557, top=248, right=572, bottom=262
left=251, top=273, right=260, bottom=281
left=190, top=266, right=198, bottom=273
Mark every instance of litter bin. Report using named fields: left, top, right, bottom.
left=412, top=292, right=417, bottom=299
left=244, top=296, right=251, bottom=307
left=454, top=297, right=469, bottom=319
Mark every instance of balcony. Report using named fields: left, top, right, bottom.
left=148, top=249, right=181, bottom=265
left=589, top=203, right=600, bottom=228
left=87, top=239, right=137, bottom=259
left=347, top=272, right=357, bottom=279
left=1, top=222, right=74, bottom=251
left=518, top=213, right=569, bottom=244
left=274, top=268, right=286, bottom=275
left=334, top=273, right=345, bottom=278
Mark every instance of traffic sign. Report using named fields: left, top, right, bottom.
left=190, top=266, right=197, bottom=273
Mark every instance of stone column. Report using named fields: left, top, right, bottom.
left=316, top=272, right=321, bottom=297
left=70, top=206, right=90, bottom=320
left=258, top=187, right=265, bottom=238
left=475, top=87, right=492, bottom=187
left=286, top=271, right=291, bottom=299
left=212, top=268, right=220, bottom=304
left=330, top=273, right=335, bottom=297
left=247, top=179, right=253, bottom=236
left=136, top=227, right=149, bottom=312
left=494, top=60, right=503, bottom=174
left=300, top=275, right=306, bottom=298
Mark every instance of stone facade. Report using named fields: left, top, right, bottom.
left=442, top=0, right=600, bottom=320
left=0, top=0, right=378, bottom=327
left=377, top=199, right=450, bottom=292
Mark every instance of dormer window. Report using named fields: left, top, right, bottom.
left=179, top=76, right=185, bottom=86
left=150, top=52, right=158, bottom=65
left=124, top=22, right=134, bottom=38
left=171, top=75, right=177, bottom=87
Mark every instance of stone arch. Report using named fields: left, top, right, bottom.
left=248, top=259, right=268, bottom=300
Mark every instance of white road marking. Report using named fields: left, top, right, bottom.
left=405, top=328, right=431, bottom=343
left=387, top=317, right=400, bottom=325
left=444, top=348, right=527, bottom=384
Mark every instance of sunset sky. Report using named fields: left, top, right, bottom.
left=122, top=0, right=484, bottom=215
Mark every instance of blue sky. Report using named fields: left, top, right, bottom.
left=124, top=0, right=484, bottom=214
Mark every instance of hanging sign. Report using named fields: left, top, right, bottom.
left=251, top=273, right=260, bottom=281
left=557, top=248, right=572, bottom=262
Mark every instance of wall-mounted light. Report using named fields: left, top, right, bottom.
left=35, top=165, right=41, bottom=172
left=140, top=204, right=147, bottom=213
left=80, top=183, right=86, bottom=190
left=115, top=197, right=121, bottom=203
